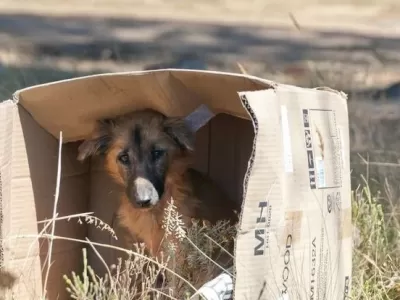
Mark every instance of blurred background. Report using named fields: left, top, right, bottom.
left=1, top=2, right=400, bottom=298
left=0, top=0, right=400, bottom=191
left=0, top=0, right=399, bottom=93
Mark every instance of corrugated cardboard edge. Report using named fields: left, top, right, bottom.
left=0, top=100, right=16, bottom=252
left=232, top=89, right=268, bottom=299
left=0, top=100, right=16, bottom=298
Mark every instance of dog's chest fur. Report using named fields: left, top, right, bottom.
left=117, top=179, right=200, bottom=256
left=117, top=167, right=238, bottom=258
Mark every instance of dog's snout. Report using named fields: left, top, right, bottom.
left=133, top=177, right=160, bottom=208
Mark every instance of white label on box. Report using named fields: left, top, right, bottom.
left=281, top=105, right=293, bottom=173
left=316, top=156, right=326, bottom=188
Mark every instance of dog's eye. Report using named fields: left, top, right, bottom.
left=118, top=153, right=130, bottom=165
left=151, top=149, right=165, bottom=161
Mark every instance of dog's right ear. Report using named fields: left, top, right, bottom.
left=77, top=119, right=115, bottom=162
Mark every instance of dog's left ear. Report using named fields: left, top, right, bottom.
left=164, top=105, right=215, bottom=151
left=77, top=118, right=115, bottom=162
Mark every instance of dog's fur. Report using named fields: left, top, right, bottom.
left=77, top=109, right=240, bottom=259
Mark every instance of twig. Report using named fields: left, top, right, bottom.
left=203, top=234, right=234, bottom=260
left=21, top=212, right=58, bottom=276
left=43, top=131, right=63, bottom=297
left=236, top=62, right=248, bottom=75
left=184, top=237, right=233, bottom=278
left=357, top=153, right=400, bottom=168
left=85, top=237, right=117, bottom=296
left=37, top=212, right=94, bottom=224
left=289, top=12, right=302, bottom=31
left=148, top=287, right=181, bottom=300
left=7, top=233, right=198, bottom=293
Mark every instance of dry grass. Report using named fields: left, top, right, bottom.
left=0, top=90, right=399, bottom=300
left=1, top=65, right=399, bottom=300
left=54, top=170, right=400, bottom=300
left=1, top=133, right=237, bottom=300
left=0, top=11, right=399, bottom=298
left=352, top=174, right=400, bottom=299
left=59, top=196, right=237, bottom=300
left=2, top=175, right=399, bottom=299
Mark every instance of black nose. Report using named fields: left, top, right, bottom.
left=136, top=199, right=151, bottom=208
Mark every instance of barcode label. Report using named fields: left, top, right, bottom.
left=316, top=156, right=326, bottom=188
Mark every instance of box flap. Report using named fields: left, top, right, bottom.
left=234, top=87, right=351, bottom=299
left=0, top=100, right=44, bottom=299
left=0, top=100, right=14, bottom=255
left=13, top=69, right=275, bottom=142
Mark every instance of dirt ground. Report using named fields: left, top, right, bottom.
left=0, top=0, right=400, bottom=98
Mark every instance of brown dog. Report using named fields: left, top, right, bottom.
left=77, top=108, right=239, bottom=260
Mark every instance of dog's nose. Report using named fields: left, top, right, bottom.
left=133, top=177, right=160, bottom=207
left=136, top=199, right=151, bottom=208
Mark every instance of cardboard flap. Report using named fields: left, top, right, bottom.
left=13, top=69, right=272, bottom=142
left=0, top=100, right=15, bottom=246
left=0, top=100, right=44, bottom=299
left=2, top=69, right=352, bottom=300
left=234, top=87, right=351, bottom=299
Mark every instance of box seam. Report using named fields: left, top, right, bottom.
left=232, top=92, right=259, bottom=300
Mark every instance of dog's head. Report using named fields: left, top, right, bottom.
left=77, top=106, right=214, bottom=209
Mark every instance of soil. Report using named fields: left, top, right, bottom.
left=0, top=0, right=399, bottom=95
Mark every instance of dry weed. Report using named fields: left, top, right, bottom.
left=352, top=175, right=400, bottom=300
left=62, top=198, right=237, bottom=300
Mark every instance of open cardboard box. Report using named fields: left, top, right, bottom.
left=0, top=69, right=352, bottom=300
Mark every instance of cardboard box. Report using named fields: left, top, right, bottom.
left=0, top=69, right=352, bottom=300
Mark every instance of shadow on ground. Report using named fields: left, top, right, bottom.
left=1, top=12, right=400, bottom=201
left=0, top=66, right=98, bottom=100
left=1, top=13, right=400, bottom=68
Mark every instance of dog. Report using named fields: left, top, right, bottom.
left=77, top=107, right=240, bottom=262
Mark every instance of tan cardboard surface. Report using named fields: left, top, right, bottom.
left=235, top=87, right=351, bottom=299
left=3, top=256, right=42, bottom=300
left=0, top=69, right=351, bottom=300
left=0, top=101, right=43, bottom=299
left=14, top=70, right=271, bottom=143
left=0, top=103, right=87, bottom=299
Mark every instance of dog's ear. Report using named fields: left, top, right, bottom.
left=164, top=118, right=195, bottom=151
left=164, top=105, right=215, bottom=151
left=77, top=119, right=115, bottom=162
